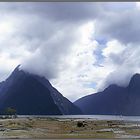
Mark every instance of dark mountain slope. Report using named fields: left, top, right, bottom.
left=74, top=74, right=140, bottom=116
left=0, top=65, right=82, bottom=115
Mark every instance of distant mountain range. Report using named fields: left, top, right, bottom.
left=74, top=73, right=140, bottom=116
left=0, top=65, right=82, bottom=115
left=1, top=65, right=140, bottom=116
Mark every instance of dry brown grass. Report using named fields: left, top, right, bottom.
left=0, top=117, right=139, bottom=138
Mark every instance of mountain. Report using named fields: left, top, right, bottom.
left=0, top=65, right=82, bottom=115
left=74, top=73, right=140, bottom=116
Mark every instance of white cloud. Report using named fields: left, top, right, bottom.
left=0, top=2, right=140, bottom=102
left=0, top=51, right=20, bottom=81
left=102, top=40, right=126, bottom=57
left=99, top=41, right=140, bottom=90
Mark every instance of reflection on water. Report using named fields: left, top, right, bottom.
left=18, top=115, right=140, bottom=121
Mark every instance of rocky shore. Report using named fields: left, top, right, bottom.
left=0, top=117, right=139, bottom=138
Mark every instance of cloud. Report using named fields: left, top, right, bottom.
left=0, top=3, right=100, bottom=101
left=21, top=24, right=79, bottom=79
left=95, top=4, right=140, bottom=45
left=0, top=2, right=140, bottom=101
left=0, top=2, right=102, bottom=22
left=48, top=21, right=99, bottom=101
left=98, top=42, right=140, bottom=90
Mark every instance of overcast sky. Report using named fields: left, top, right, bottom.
left=0, top=2, right=140, bottom=101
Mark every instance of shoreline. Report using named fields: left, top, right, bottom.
left=15, top=115, right=140, bottom=122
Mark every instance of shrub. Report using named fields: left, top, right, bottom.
left=4, top=107, right=17, bottom=118
left=77, top=122, right=84, bottom=127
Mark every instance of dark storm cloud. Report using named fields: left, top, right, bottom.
left=0, top=2, right=102, bottom=22
left=96, top=8, right=140, bottom=45
left=1, top=2, right=139, bottom=46
left=39, top=3, right=101, bottom=22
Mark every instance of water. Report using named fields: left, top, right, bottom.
left=18, top=115, right=140, bottom=122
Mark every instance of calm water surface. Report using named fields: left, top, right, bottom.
left=18, top=115, right=140, bottom=121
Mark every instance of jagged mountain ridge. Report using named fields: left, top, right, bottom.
left=74, top=73, right=140, bottom=116
left=0, top=65, right=82, bottom=115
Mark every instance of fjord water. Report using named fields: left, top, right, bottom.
left=18, top=115, right=140, bottom=121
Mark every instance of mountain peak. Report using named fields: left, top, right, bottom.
left=0, top=65, right=82, bottom=115
left=75, top=73, right=140, bottom=115
left=130, top=73, right=140, bottom=82
left=128, top=73, right=140, bottom=89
